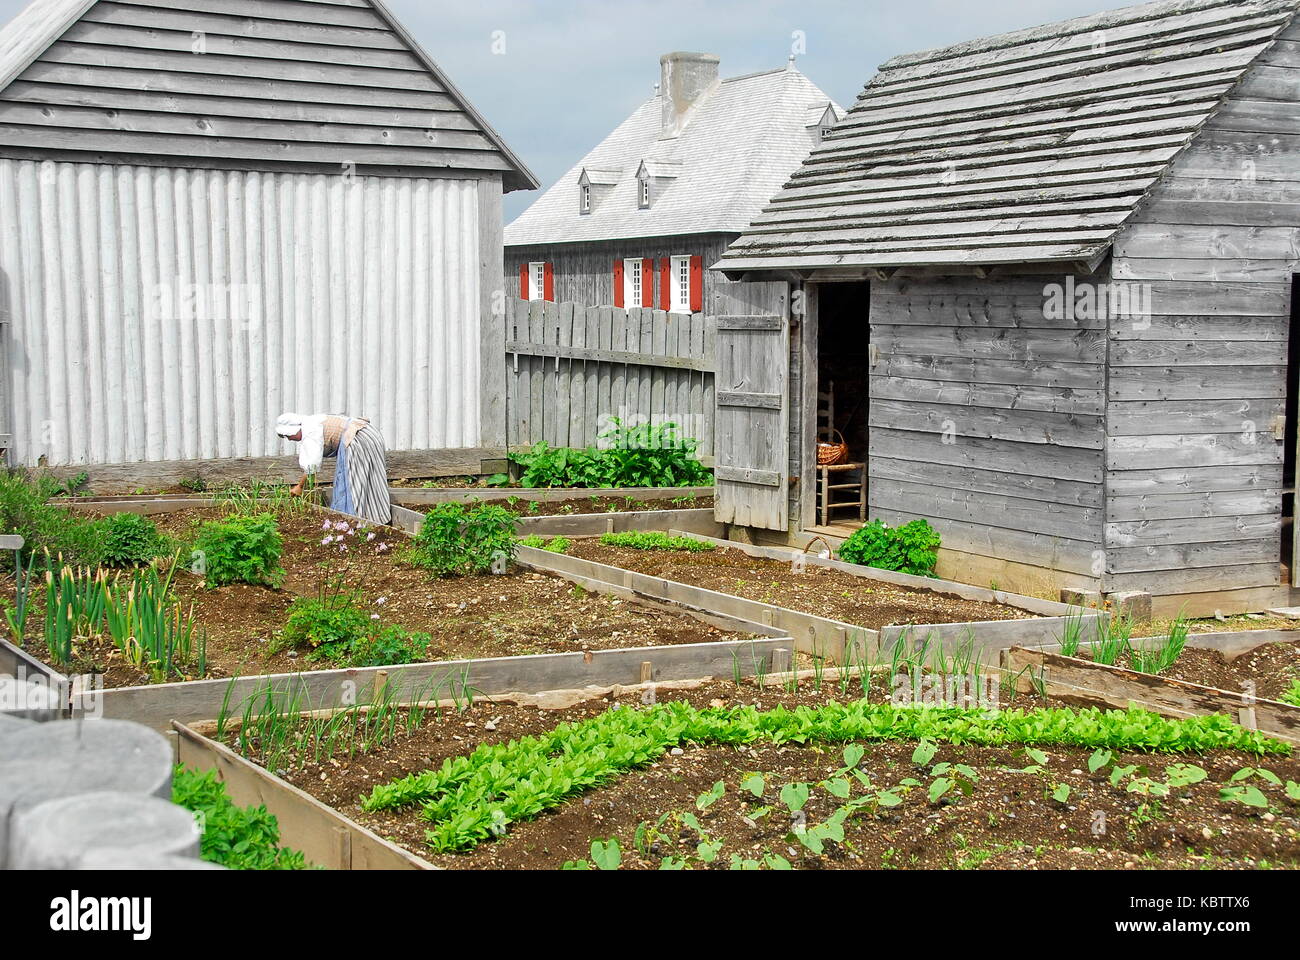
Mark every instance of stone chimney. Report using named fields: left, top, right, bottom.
left=659, top=52, right=720, bottom=138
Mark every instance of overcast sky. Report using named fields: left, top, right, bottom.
left=1, top=0, right=1116, bottom=220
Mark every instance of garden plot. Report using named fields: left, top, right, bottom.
left=1005, top=633, right=1300, bottom=745
left=14, top=504, right=759, bottom=692
left=182, top=675, right=1300, bottom=871
left=555, top=537, right=1066, bottom=660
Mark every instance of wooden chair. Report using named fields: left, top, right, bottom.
left=816, top=381, right=867, bottom=527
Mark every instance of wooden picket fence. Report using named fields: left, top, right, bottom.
left=504, top=299, right=716, bottom=457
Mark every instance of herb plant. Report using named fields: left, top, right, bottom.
left=192, top=513, right=284, bottom=588
left=409, top=503, right=518, bottom=577
left=838, top=519, right=941, bottom=577
left=598, top=531, right=715, bottom=552
left=507, top=419, right=712, bottom=489
left=100, top=512, right=163, bottom=567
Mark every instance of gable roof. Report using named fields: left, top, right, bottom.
left=505, top=65, right=843, bottom=246
left=717, top=0, right=1300, bottom=273
left=0, top=0, right=538, bottom=191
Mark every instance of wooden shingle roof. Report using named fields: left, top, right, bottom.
left=717, top=0, right=1300, bottom=273
left=0, top=0, right=538, bottom=190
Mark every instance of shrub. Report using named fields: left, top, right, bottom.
left=192, top=512, right=283, bottom=587
left=409, top=503, right=518, bottom=577
left=0, top=471, right=106, bottom=568
left=346, top=625, right=431, bottom=668
left=598, top=531, right=714, bottom=552
left=100, top=512, right=163, bottom=567
left=280, top=596, right=370, bottom=653
left=838, top=519, right=941, bottom=577
left=172, top=766, right=309, bottom=870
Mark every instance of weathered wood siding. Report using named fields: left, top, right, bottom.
left=864, top=273, right=1107, bottom=588
left=0, top=0, right=524, bottom=183
left=504, top=299, right=715, bottom=456
left=1104, top=20, right=1300, bottom=600
left=506, top=234, right=734, bottom=309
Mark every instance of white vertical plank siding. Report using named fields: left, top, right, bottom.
left=1, top=159, right=482, bottom=466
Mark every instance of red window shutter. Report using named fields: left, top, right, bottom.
left=641, top=258, right=654, bottom=308
left=659, top=258, right=672, bottom=311
left=612, top=260, right=624, bottom=308
left=519, top=263, right=529, bottom=300
left=689, top=255, right=703, bottom=313
left=543, top=262, right=555, bottom=302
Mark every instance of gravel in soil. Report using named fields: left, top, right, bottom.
left=259, top=680, right=1300, bottom=871
left=19, top=507, right=752, bottom=688
left=566, top=540, right=1033, bottom=631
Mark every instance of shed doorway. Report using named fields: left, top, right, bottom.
left=809, top=280, right=872, bottom=532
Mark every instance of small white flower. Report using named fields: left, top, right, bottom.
left=322, top=536, right=333, bottom=545
left=334, top=521, right=349, bottom=532
left=370, top=613, right=380, bottom=620
left=376, top=596, right=388, bottom=605
left=321, top=520, right=331, bottom=531
left=367, top=531, right=376, bottom=542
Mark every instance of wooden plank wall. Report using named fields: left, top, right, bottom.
left=865, top=272, right=1107, bottom=593
left=1104, top=18, right=1300, bottom=605
left=0, top=0, right=518, bottom=181
left=505, top=234, right=734, bottom=308
left=504, top=299, right=715, bottom=456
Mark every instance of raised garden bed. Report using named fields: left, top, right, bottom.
left=388, top=486, right=713, bottom=513
left=15, top=504, right=756, bottom=691
left=180, top=676, right=1300, bottom=871
left=1005, top=634, right=1300, bottom=745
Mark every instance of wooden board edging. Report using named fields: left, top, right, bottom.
left=1001, top=646, right=1300, bottom=745
left=97, top=638, right=788, bottom=731
left=173, top=721, right=437, bottom=871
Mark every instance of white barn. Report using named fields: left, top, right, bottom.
left=0, top=0, right=536, bottom=485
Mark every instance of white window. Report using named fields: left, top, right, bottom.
left=528, top=262, right=546, bottom=302
left=670, top=255, right=691, bottom=313
left=639, top=178, right=650, bottom=209
left=581, top=184, right=591, bottom=214
left=623, top=258, right=642, bottom=307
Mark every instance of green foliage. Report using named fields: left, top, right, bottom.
left=362, top=698, right=1286, bottom=854
left=192, top=512, right=283, bottom=587
left=100, top=513, right=163, bottom=568
left=598, top=531, right=715, bottom=552
left=1130, top=616, right=1189, bottom=675
left=345, top=625, right=431, bottom=668
left=508, top=420, right=712, bottom=489
left=0, top=471, right=107, bottom=568
left=409, top=503, right=518, bottom=578
left=518, top=534, right=570, bottom=554
left=837, top=519, right=941, bottom=577
left=171, top=766, right=309, bottom=870
left=1089, top=613, right=1133, bottom=666
left=281, top=596, right=370, bottom=652
left=1281, top=679, right=1300, bottom=708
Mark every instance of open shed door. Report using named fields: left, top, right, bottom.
left=712, top=281, right=790, bottom=531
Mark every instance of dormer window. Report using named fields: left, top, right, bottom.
left=578, top=167, right=622, bottom=214
left=808, top=103, right=839, bottom=145
left=635, top=160, right=680, bottom=211
left=639, top=176, right=650, bottom=209
left=581, top=184, right=592, bottom=214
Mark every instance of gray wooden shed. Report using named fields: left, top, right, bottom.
left=0, top=0, right=537, bottom=484
left=712, top=0, right=1300, bottom=617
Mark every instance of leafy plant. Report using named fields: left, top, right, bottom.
left=507, top=419, right=712, bottom=489
left=1281, top=679, right=1300, bottom=708
left=598, top=531, right=715, bottom=552
left=192, top=513, right=283, bottom=588
left=5, top=549, right=37, bottom=645
left=409, top=503, right=518, bottom=578
left=99, top=513, right=163, bottom=568
left=1089, top=613, right=1133, bottom=666
left=172, top=766, right=309, bottom=870
left=0, top=471, right=107, bottom=568
left=345, top=625, right=430, bottom=668
left=281, top=597, right=371, bottom=653
left=517, top=534, right=570, bottom=554
left=837, top=519, right=941, bottom=577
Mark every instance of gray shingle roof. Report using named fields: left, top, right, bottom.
left=717, top=0, right=1300, bottom=272
left=505, top=65, right=843, bottom=246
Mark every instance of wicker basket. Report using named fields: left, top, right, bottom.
left=817, top=429, right=849, bottom=466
